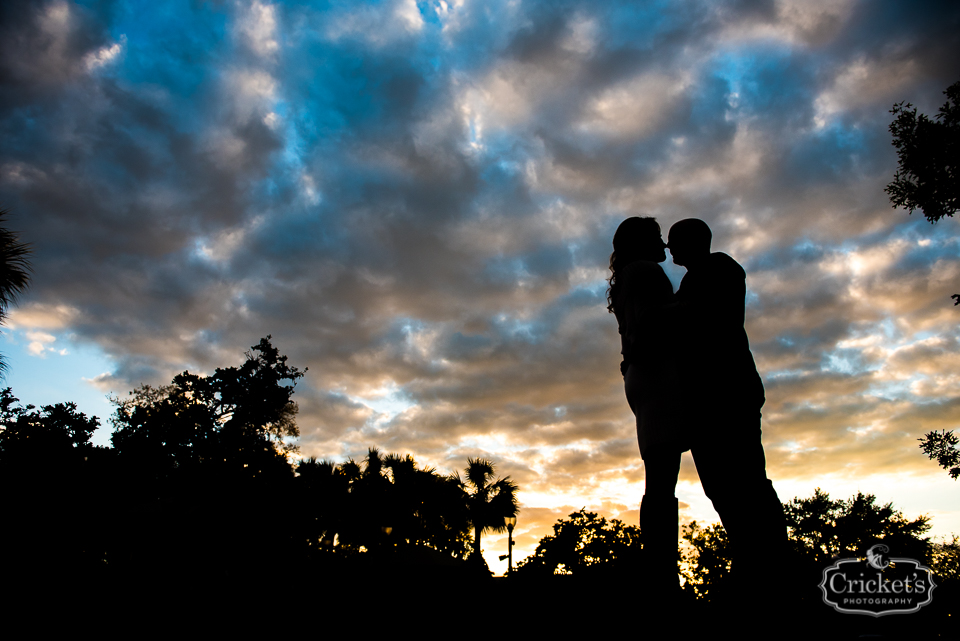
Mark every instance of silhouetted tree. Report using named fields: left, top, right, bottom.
left=110, top=336, right=304, bottom=480
left=886, top=81, right=959, bottom=224
left=677, top=489, right=932, bottom=601
left=680, top=520, right=731, bottom=601
left=515, top=508, right=641, bottom=577
left=785, top=488, right=931, bottom=566
left=886, top=80, right=959, bottom=306
left=211, top=336, right=304, bottom=457
left=919, top=429, right=960, bottom=480
left=0, top=210, right=31, bottom=374
left=930, top=534, right=960, bottom=581
left=334, top=447, right=394, bottom=551
left=297, top=456, right=351, bottom=555
left=329, top=448, right=471, bottom=558
left=0, top=388, right=111, bottom=575
left=382, top=453, right=470, bottom=557
left=0, top=387, right=100, bottom=461
left=107, top=337, right=305, bottom=575
left=458, top=458, right=518, bottom=565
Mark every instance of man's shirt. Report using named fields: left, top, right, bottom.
left=673, top=252, right=765, bottom=413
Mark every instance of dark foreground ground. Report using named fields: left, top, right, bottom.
left=8, top=562, right=955, bottom=639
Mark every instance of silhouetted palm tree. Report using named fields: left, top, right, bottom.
left=459, top=457, right=518, bottom=561
left=383, top=453, right=471, bottom=556
left=297, top=456, right=350, bottom=552
left=0, top=210, right=31, bottom=374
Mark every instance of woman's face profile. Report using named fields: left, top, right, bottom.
left=613, top=217, right=666, bottom=263
left=639, top=232, right=667, bottom=263
left=652, top=234, right=667, bottom=263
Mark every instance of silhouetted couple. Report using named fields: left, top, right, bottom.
left=608, top=217, right=787, bottom=612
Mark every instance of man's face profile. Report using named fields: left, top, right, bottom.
left=667, top=232, right=688, bottom=267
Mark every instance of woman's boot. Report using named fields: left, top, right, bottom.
left=639, top=494, right=681, bottom=610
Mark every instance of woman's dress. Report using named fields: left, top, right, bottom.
left=613, top=260, right=685, bottom=457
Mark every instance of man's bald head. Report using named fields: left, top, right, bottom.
left=668, top=218, right=712, bottom=267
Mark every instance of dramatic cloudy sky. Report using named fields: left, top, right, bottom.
left=2, top=0, right=959, bottom=573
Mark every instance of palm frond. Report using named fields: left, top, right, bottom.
left=465, top=457, right=495, bottom=489
left=0, top=210, right=31, bottom=316
left=0, top=210, right=31, bottom=376
left=364, top=446, right=384, bottom=476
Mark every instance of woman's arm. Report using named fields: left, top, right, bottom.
left=617, top=262, right=674, bottom=369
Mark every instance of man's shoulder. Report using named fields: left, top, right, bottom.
left=707, top=252, right=745, bottom=279
left=677, top=252, right=744, bottom=298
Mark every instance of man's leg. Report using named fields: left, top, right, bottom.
left=690, top=412, right=787, bottom=584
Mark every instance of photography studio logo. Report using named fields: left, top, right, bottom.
left=820, top=544, right=937, bottom=616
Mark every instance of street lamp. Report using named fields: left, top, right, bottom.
left=505, top=516, right=517, bottom=574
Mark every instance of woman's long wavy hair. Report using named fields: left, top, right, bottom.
left=606, top=216, right=662, bottom=313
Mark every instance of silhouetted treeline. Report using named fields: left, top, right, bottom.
left=2, top=337, right=956, bottom=634
left=509, top=494, right=956, bottom=638
left=0, top=337, right=512, bottom=586
left=514, top=489, right=955, bottom=588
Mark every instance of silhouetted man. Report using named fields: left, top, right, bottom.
left=667, top=218, right=787, bottom=597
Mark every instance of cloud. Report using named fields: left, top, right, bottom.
left=814, top=55, right=918, bottom=126
left=83, top=371, right=123, bottom=392
left=722, top=0, right=857, bottom=46
left=84, top=35, right=125, bottom=71
left=5, top=303, right=79, bottom=330
left=2, top=0, right=960, bottom=566
left=0, top=1, right=111, bottom=95
left=238, top=1, right=280, bottom=58
left=322, top=0, right=425, bottom=47
left=579, top=72, right=692, bottom=139
left=26, top=330, right=58, bottom=356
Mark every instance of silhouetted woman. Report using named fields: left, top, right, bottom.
left=607, top=216, right=684, bottom=602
